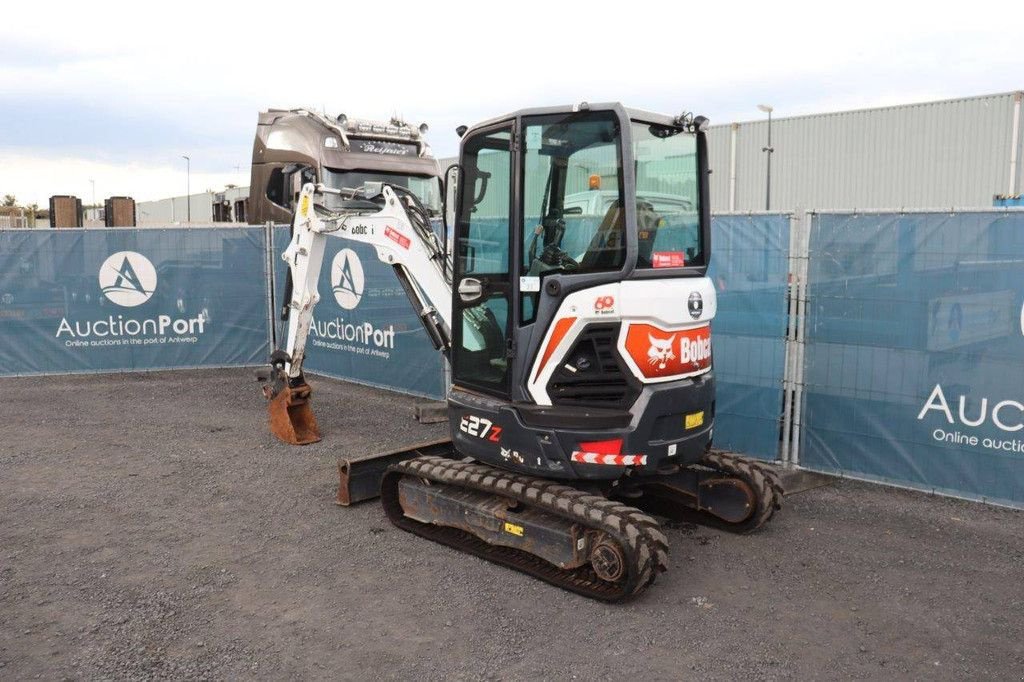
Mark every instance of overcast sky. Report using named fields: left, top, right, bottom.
left=1, top=0, right=1021, bottom=205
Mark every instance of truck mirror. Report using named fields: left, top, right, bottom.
left=443, top=164, right=460, bottom=232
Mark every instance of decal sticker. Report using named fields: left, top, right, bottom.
left=533, top=317, right=577, bottom=381
left=500, top=447, right=525, bottom=465
left=652, top=251, right=685, bottom=268
left=647, top=333, right=676, bottom=370
left=352, top=140, right=416, bottom=156
left=520, top=276, right=540, bottom=292
left=385, top=225, right=411, bottom=250
left=459, top=414, right=502, bottom=442
left=623, top=323, right=711, bottom=380
left=594, top=295, right=616, bottom=315
left=570, top=452, right=647, bottom=466
left=688, top=291, right=703, bottom=319
left=503, top=522, right=524, bottom=537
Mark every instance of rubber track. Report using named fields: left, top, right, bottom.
left=380, top=455, right=668, bottom=602
left=700, top=450, right=785, bottom=533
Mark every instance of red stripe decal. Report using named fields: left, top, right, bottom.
left=534, top=317, right=577, bottom=381
left=570, top=452, right=647, bottom=466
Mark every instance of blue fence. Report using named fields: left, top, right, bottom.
left=0, top=217, right=794, bottom=456
left=0, top=227, right=269, bottom=375
left=270, top=226, right=445, bottom=399
left=801, top=211, right=1024, bottom=506
left=708, top=214, right=791, bottom=460
left=5, top=211, right=1023, bottom=507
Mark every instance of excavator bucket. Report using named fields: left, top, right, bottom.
left=262, top=378, right=321, bottom=445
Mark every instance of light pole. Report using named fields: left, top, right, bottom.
left=89, top=179, right=96, bottom=221
left=758, top=104, right=774, bottom=210
left=181, top=155, right=191, bottom=222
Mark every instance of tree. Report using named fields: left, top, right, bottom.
left=2, top=194, right=16, bottom=207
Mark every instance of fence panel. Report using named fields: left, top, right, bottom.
left=0, top=227, right=270, bottom=376
left=708, top=214, right=791, bottom=460
left=801, top=211, right=1024, bottom=507
left=271, top=226, right=445, bottom=399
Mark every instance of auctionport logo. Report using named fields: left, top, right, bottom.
left=99, top=251, right=156, bottom=307
left=331, top=248, right=364, bottom=310
left=919, top=383, right=1024, bottom=454
left=55, top=251, right=207, bottom=347
left=314, top=248, right=394, bottom=358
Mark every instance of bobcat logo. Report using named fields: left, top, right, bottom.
left=647, top=333, right=676, bottom=370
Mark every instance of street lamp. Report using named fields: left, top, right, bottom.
left=757, top=104, right=774, bottom=210
left=181, top=155, right=191, bottom=223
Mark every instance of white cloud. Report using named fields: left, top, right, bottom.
left=1, top=0, right=1021, bottom=205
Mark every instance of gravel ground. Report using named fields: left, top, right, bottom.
left=2, top=368, right=1023, bottom=680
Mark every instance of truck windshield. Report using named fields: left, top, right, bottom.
left=632, top=122, right=703, bottom=268
left=321, top=168, right=442, bottom=214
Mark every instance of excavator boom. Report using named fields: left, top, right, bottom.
left=260, top=182, right=452, bottom=444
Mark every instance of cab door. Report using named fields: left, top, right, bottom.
left=451, top=125, right=514, bottom=399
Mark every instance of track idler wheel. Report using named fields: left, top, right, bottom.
left=622, top=451, right=784, bottom=534
left=698, top=452, right=783, bottom=533
left=589, top=534, right=627, bottom=583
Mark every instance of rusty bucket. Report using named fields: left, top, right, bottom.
left=264, top=379, right=321, bottom=445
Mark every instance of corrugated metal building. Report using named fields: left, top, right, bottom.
left=441, top=90, right=1024, bottom=212
left=137, top=186, right=250, bottom=224
left=709, top=90, right=1023, bottom=211
left=135, top=91, right=1022, bottom=223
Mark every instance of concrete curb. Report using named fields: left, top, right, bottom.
left=771, top=464, right=837, bottom=496
left=414, top=401, right=448, bottom=424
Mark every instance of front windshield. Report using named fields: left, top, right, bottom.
left=321, top=168, right=442, bottom=214
left=632, top=122, right=703, bottom=268
left=520, top=112, right=625, bottom=276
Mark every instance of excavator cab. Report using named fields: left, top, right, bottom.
left=446, top=103, right=717, bottom=480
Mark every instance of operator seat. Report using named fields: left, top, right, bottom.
left=579, top=201, right=625, bottom=270
left=580, top=200, right=664, bottom=270
left=634, top=200, right=664, bottom=265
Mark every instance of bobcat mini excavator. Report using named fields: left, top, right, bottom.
left=260, top=103, right=783, bottom=601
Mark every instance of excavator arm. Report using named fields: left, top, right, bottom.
left=260, top=182, right=453, bottom=444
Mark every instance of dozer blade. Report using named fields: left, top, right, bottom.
left=265, top=381, right=321, bottom=445
left=337, top=438, right=454, bottom=506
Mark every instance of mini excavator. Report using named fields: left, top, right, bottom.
left=259, top=103, right=783, bottom=601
